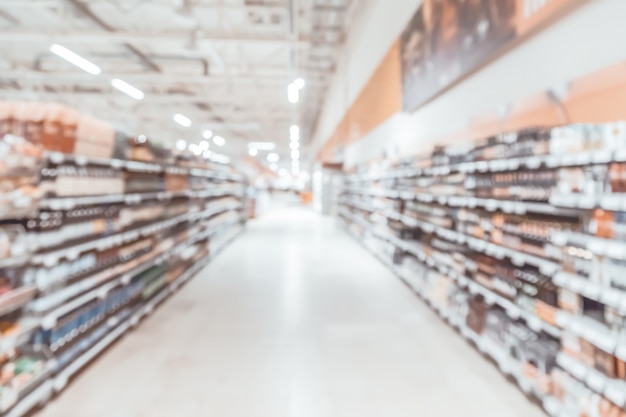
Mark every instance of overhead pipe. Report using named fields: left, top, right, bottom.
left=147, top=54, right=209, bottom=76
left=65, top=0, right=161, bottom=73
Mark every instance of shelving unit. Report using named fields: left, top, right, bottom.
left=338, top=122, right=626, bottom=417
left=0, top=131, right=248, bottom=417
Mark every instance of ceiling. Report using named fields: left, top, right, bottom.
left=0, top=0, right=360, bottom=168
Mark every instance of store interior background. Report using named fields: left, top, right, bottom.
left=312, top=0, right=625, bottom=172
left=1, top=0, right=626, bottom=416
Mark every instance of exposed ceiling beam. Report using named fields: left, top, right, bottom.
left=0, top=9, right=19, bottom=25
left=0, top=70, right=326, bottom=86
left=0, top=31, right=312, bottom=47
left=313, top=5, right=347, bottom=12
left=64, top=0, right=161, bottom=73
left=0, top=0, right=290, bottom=12
left=0, top=92, right=296, bottom=113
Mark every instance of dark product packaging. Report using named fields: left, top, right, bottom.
left=466, top=295, right=488, bottom=334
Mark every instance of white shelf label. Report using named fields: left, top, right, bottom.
left=484, top=293, right=496, bottom=306
left=501, top=202, right=515, bottom=213
left=575, top=152, right=591, bottom=165
left=586, top=369, right=607, bottom=393
left=562, top=154, right=575, bottom=165
left=578, top=195, right=596, bottom=209
left=528, top=316, right=543, bottom=332
left=484, top=200, right=497, bottom=211
left=553, top=272, right=567, bottom=286
left=607, top=243, right=626, bottom=260
left=519, top=377, right=532, bottom=394
left=604, top=381, right=626, bottom=407
left=512, top=254, right=525, bottom=266
left=601, top=289, right=623, bottom=308
left=582, top=282, right=601, bottom=299
left=539, top=262, right=557, bottom=276
left=569, top=279, right=584, bottom=292
left=615, top=342, right=626, bottom=361
left=546, top=155, right=559, bottom=167
left=555, top=311, right=570, bottom=328
left=587, top=239, right=607, bottom=255
left=525, top=156, right=541, bottom=169
left=592, top=150, right=612, bottom=163
left=601, top=195, right=622, bottom=210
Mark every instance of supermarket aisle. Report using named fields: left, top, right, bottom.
left=36, top=205, right=544, bottom=417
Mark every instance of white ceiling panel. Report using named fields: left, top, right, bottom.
left=0, top=0, right=362, bottom=168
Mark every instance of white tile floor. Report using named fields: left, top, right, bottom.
left=35, top=204, right=545, bottom=417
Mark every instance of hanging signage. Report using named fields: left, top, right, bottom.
left=400, top=0, right=585, bottom=112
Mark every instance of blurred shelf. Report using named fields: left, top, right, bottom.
left=4, top=379, right=53, bottom=417
left=0, top=255, right=30, bottom=270
left=382, top=207, right=559, bottom=274
left=345, top=149, right=616, bottom=183
left=0, top=286, right=38, bottom=317
left=36, top=216, right=243, bottom=325
left=340, top=221, right=561, bottom=416
left=556, top=352, right=626, bottom=408
left=45, top=152, right=245, bottom=182
left=552, top=231, right=626, bottom=261
left=555, top=312, right=619, bottom=355
left=340, top=211, right=563, bottom=338
left=30, top=202, right=238, bottom=267
left=0, top=318, right=40, bottom=357
left=39, top=187, right=242, bottom=211
left=553, top=271, right=626, bottom=311
left=344, top=187, right=580, bottom=216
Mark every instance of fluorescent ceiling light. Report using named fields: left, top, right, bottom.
left=292, top=166, right=300, bottom=175
left=287, top=84, right=299, bottom=104
left=49, top=44, right=101, bottom=75
left=290, top=141, right=299, bottom=150
left=203, top=130, right=213, bottom=139
left=211, top=153, right=230, bottom=164
left=290, top=125, right=300, bottom=136
left=293, top=78, right=305, bottom=89
left=203, top=150, right=212, bottom=159
left=213, top=135, right=225, bottom=146
left=174, top=113, right=192, bottom=127
left=111, top=78, right=144, bottom=100
left=248, top=142, right=275, bottom=150
left=248, top=147, right=258, bottom=156
left=292, top=160, right=300, bottom=166
left=267, top=152, right=280, bottom=162
left=270, top=163, right=278, bottom=171
left=137, top=135, right=147, bottom=143
left=291, top=149, right=300, bottom=159
left=199, top=140, right=210, bottom=150
left=176, top=139, right=187, bottom=151
left=279, top=168, right=288, bottom=176
left=188, top=143, right=202, bottom=155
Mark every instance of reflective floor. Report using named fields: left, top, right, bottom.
left=35, top=204, right=545, bottom=417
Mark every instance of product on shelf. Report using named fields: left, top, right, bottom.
left=338, top=119, right=626, bottom=417
left=0, top=107, right=248, bottom=417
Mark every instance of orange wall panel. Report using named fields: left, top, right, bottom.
left=437, top=61, right=626, bottom=150
left=318, top=40, right=402, bottom=161
left=344, top=40, right=403, bottom=145
left=564, top=62, right=626, bottom=124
